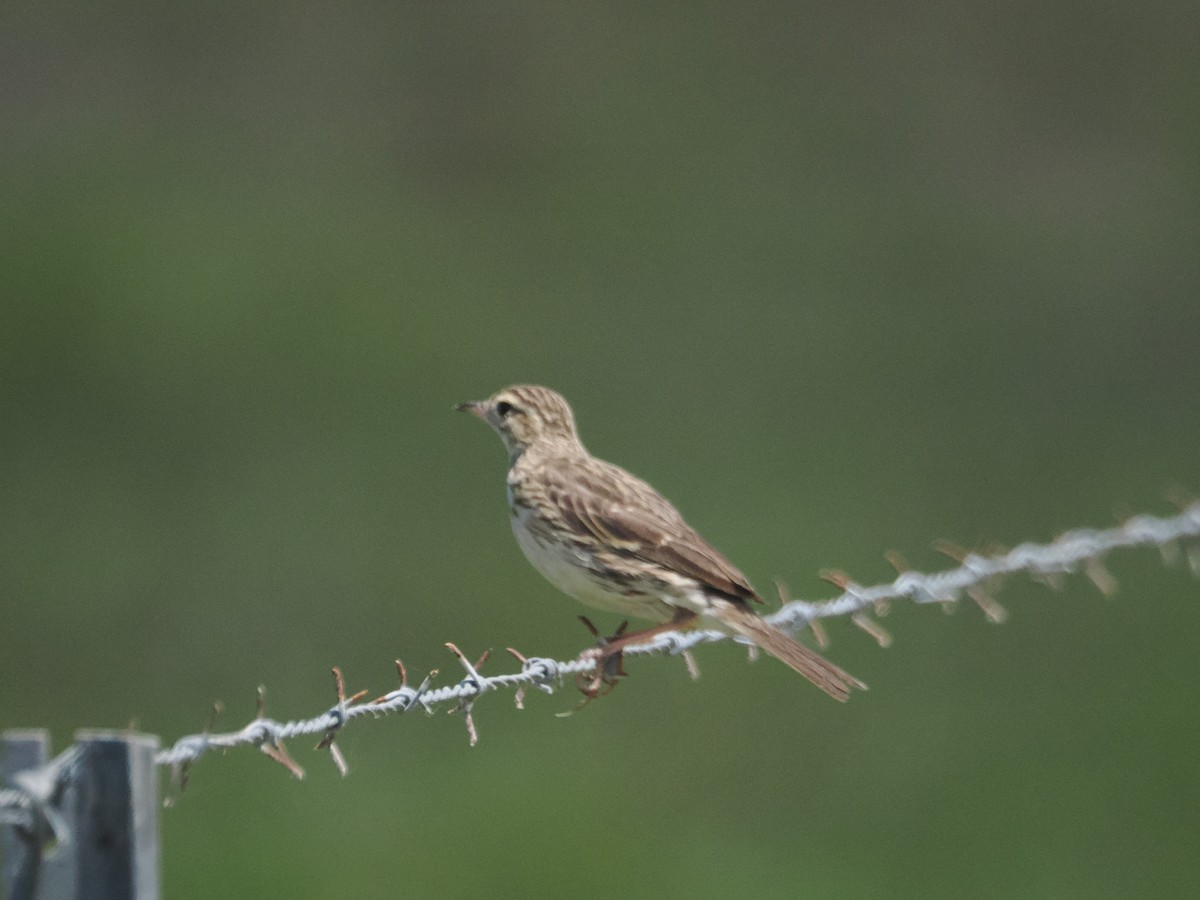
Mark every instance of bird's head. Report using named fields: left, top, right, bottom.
left=457, top=384, right=582, bottom=459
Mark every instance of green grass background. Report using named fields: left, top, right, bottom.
left=3, top=4, right=1198, bottom=897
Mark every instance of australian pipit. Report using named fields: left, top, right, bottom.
left=457, top=384, right=863, bottom=701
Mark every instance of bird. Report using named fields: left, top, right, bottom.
left=456, top=384, right=864, bottom=701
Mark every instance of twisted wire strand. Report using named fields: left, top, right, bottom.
left=3, top=503, right=1198, bottom=804
left=0, top=788, right=32, bottom=828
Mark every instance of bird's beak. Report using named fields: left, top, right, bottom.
left=455, top=400, right=488, bottom=421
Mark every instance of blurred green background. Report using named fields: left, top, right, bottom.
left=3, top=3, right=1199, bottom=898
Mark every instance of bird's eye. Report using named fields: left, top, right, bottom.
left=496, top=401, right=515, bottom=417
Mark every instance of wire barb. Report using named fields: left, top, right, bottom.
left=314, top=667, right=366, bottom=777
left=444, top=643, right=493, bottom=746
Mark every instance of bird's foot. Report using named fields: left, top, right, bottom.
left=575, top=645, right=627, bottom=698
left=574, top=617, right=630, bottom=699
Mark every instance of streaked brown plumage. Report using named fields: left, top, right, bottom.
left=457, top=384, right=864, bottom=701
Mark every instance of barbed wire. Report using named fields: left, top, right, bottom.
left=0, top=742, right=81, bottom=843
left=0, top=789, right=31, bottom=828
left=154, top=500, right=1200, bottom=785
left=3, top=502, right=1199, bottom=813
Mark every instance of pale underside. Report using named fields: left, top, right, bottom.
left=506, top=451, right=756, bottom=633
left=512, top=504, right=687, bottom=621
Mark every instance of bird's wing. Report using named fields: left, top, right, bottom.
left=544, top=457, right=759, bottom=602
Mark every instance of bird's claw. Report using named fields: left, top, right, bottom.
left=574, top=643, right=627, bottom=700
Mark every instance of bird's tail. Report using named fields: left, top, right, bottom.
left=711, top=601, right=866, bottom=702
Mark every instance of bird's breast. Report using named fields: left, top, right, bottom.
left=508, top=502, right=676, bottom=621
left=509, top=504, right=592, bottom=595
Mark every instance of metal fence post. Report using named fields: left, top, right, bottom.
left=71, top=732, right=160, bottom=900
left=1, top=731, right=160, bottom=900
left=2, top=730, right=56, bottom=900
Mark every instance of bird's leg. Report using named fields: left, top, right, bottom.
left=575, top=610, right=698, bottom=699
